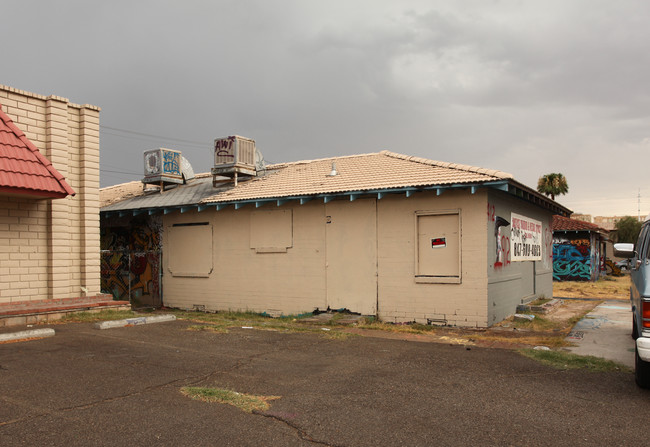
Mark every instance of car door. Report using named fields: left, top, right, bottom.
left=631, top=225, right=650, bottom=313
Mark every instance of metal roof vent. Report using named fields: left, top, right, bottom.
left=327, top=162, right=338, bottom=177
left=181, top=156, right=195, bottom=182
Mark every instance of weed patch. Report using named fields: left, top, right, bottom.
left=180, top=387, right=280, bottom=413
left=62, top=309, right=139, bottom=322
left=519, top=349, right=629, bottom=372
left=186, top=324, right=229, bottom=333
left=354, top=321, right=441, bottom=335
left=173, top=310, right=355, bottom=339
left=553, top=275, right=630, bottom=300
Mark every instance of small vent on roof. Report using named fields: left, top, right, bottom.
left=327, top=162, right=338, bottom=177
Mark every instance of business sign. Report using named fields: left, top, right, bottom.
left=510, top=213, right=542, bottom=261
left=431, top=237, right=446, bottom=248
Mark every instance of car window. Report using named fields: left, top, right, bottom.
left=638, top=225, right=650, bottom=260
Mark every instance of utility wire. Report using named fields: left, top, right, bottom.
left=100, top=125, right=209, bottom=147
left=100, top=168, right=141, bottom=175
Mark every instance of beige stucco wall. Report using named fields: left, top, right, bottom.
left=0, top=85, right=101, bottom=303
left=376, top=190, right=489, bottom=327
left=162, top=202, right=328, bottom=315
left=487, top=190, right=554, bottom=325
left=162, top=189, right=493, bottom=327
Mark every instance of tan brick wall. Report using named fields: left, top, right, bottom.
left=0, top=197, right=49, bottom=301
left=0, top=85, right=101, bottom=303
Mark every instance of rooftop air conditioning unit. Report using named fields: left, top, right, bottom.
left=142, top=148, right=195, bottom=190
left=212, top=135, right=257, bottom=175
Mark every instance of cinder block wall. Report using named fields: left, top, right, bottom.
left=0, top=85, right=101, bottom=303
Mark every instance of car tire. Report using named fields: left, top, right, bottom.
left=635, top=344, right=650, bottom=389
left=633, top=316, right=639, bottom=340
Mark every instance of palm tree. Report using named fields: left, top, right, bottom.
left=537, top=173, right=569, bottom=200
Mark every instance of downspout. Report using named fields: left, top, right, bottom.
left=375, top=198, right=379, bottom=318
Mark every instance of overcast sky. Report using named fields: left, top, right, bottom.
left=3, top=0, right=650, bottom=217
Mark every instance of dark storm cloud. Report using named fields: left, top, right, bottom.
left=2, top=0, right=650, bottom=215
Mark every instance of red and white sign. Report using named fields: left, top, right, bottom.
left=510, top=213, right=542, bottom=261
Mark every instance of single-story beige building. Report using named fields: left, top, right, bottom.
left=0, top=85, right=105, bottom=312
left=101, top=146, right=570, bottom=327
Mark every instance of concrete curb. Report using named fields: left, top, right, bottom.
left=94, top=314, right=176, bottom=330
left=0, top=328, right=55, bottom=342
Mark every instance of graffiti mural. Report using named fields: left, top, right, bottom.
left=101, top=251, right=161, bottom=306
left=494, top=216, right=511, bottom=269
left=162, top=150, right=181, bottom=176
left=489, top=203, right=512, bottom=269
left=553, top=235, right=594, bottom=281
left=100, top=216, right=163, bottom=307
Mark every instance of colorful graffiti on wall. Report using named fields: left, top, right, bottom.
left=101, top=251, right=161, bottom=305
left=553, top=236, right=594, bottom=281
left=489, top=203, right=511, bottom=269
left=101, top=217, right=162, bottom=307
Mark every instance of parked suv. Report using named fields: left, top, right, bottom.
left=614, top=217, right=650, bottom=388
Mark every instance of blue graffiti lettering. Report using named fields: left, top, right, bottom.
left=553, top=242, right=593, bottom=281
left=163, top=151, right=181, bottom=176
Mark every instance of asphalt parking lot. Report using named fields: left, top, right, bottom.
left=1, top=319, right=649, bottom=446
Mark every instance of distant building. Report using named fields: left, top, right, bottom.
left=570, top=213, right=592, bottom=223
left=552, top=215, right=608, bottom=281
left=593, top=215, right=635, bottom=231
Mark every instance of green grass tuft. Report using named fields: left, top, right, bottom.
left=180, top=387, right=280, bottom=413
left=62, top=309, right=139, bottom=322
left=186, top=324, right=229, bottom=333
left=519, top=349, right=629, bottom=372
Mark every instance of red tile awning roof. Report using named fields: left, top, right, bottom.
left=552, top=215, right=608, bottom=234
left=0, top=105, right=74, bottom=198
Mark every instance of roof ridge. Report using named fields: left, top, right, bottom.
left=267, top=152, right=381, bottom=169
left=99, top=180, right=142, bottom=192
left=380, top=150, right=513, bottom=179
left=553, top=215, right=608, bottom=232
left=0, top=105, right=75, bottom=196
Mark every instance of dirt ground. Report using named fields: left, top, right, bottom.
left=545, top=299, right=601, bottom=322
left=553, top=275, right=630, bottom=300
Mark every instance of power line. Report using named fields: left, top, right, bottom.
left=100, top=168, right=140, bottom=175
left=100, top=125, right=209, bottom=147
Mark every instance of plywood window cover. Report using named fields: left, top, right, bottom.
left=168, top=223, right=213, bottom=277
left=250, top=209, right=293, bottom=253
left=414, top=209, right=462, bottom=284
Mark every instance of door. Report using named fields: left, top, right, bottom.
left=325, top=199, right=377, bottom=315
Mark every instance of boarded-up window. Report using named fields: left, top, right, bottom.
left=415, top=210, right=461, bottom=283
left=168, top=223, right=213, bottom=277
left=250, top=210, right=293, bottom=253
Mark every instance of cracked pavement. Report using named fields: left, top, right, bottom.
left=1, top=319, right=650, bottom=446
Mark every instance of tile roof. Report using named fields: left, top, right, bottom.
left=101, top=150, right=571, bottom=217
left=100, top=181, right=147, bottom=208
left=552, top=215, right=608, bottom=233
left=202, top=151, right=513, bottom=203
left=0, top=105, right=74, bottom=198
